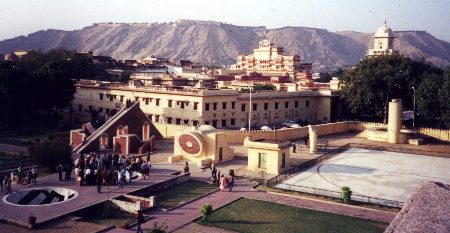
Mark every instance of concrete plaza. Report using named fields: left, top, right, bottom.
left=276, top=148, right=450, bottom=202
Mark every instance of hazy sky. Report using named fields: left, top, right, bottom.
left=1, top=0, right=449, bottom=41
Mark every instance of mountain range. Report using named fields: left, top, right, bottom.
left=1, top=20, right=449, bottom=71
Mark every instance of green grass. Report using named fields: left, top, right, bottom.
left=198, top=198, right=389, bottom=233
left=156, top=180, right=218, bottom=209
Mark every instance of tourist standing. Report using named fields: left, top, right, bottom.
left=31, top=166, right=37, bottom=184
left=184, top=162, right=189, bottom=173
left=135, top=210, right=144, bottom=233
left=65, top=161, right=73, bottom=181
left=96, top=169, right=103, bottom=193
left=0, top=173, right=4, bottom=193
left=27, top=169, right=33, bottom=185
left=219, top=175, right=228, bottom=191
left=5, top=175, right=12, bottom=194
left=292, top=143, right=296, bottom=153
left=57, top=162, right=63, bottom=181
left=228, top=175, right=234, bottom=192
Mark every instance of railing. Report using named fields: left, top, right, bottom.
left=349, top=143, right=450, bottom=157
left=275, top=183, right=404, bottom=208
left=266, top=143, right=350, bottom=187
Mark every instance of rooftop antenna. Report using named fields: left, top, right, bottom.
left=384, top=18, right=387, bottom=25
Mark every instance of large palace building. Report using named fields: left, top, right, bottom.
left=367, top=20, right=396, bottom=57
left=231, top=39, right=311, bottom=76
left=70, top=80, right=342, bottom=129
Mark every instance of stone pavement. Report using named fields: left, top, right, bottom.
left=109, top=178, right=395, bottom=233
left=0, top=168, right=177, bottom=227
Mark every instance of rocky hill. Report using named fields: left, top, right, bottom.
left=1, top=20, right=449, bottom=71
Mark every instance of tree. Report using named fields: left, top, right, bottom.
left=200, top=203, right=213, bottom=222
left=253, top=84, right=276, bottom=91
left=339, top=52, right=443, bottom=123
left=341, top=186, right=352, bottom=204
left=28, top=141, right=72, bottom=171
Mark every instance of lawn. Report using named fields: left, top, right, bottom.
left=198, top=198, right=389, bottom=233
left=156, top=180, right=218, bottom=209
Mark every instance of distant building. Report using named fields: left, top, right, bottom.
left=367, top=20, right=396, bottom=57
left=231, top=39, right=312, bottom=76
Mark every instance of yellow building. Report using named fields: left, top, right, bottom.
left=231, top=39, right=311, bottom=76
left=244, top=137, right=290, bottom=175
left=367, top=20, right=396, bottom=57
left=71, top=80, right=341, bottom=128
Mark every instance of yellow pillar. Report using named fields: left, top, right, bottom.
left=388, top=99, right=403, bottom=144
left=309, top=125, right=318, bottom=154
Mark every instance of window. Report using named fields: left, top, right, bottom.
left=148, top=114, right=153, bottom=121
left=282, top=153, right=286, bottom=168
left=145, top=98, right=149, bottom=105
left=193, top=120, right=198, bottom=126
left=306, top=100, right=310, bottom=107
left=258, top=153, right=267, bottom=169
left=219, top=147, right=223, bottom=161
left=231, top=102, right=235, bottom=109
left=222, top=119, right=226, bottom=128
left=105, top=108, right=110, bottom=114
left=285, top=102, right=289, bottom=108
left=275, top=102, right=279, bottom=109
left=241, top=104, right=246, bottom=112
left=78, top=104, right=82, bottom=111
left=264, top=103, right=268, bottom=110
left=213, top=103, right=217, bottom=110
left=99, top=93, right=104, bottom=100
left=205, top=121, right=210, bottom=125
left=184, top=119, right=189, bottom=125
left=176, top=118, right=181, bottom=125
left=295, top=101, right=298, bottom=108
left=231, top=118, right=235, bottom=126
left=222, top=102, right=227, bottom=110
left=168, top=100, right=173, bottom=107
left=120, top=96, right=124, bottom=102
left=156, top=99, right=160, bottom=106
left=212, top=120, right=218, bottom=128
left=155, top=115, right=160, bottom=122
left=109, top=95, right=114, bottom=101
left=99, top=107, right=103, bottom=112
left=180, top=102, right=185, bottom=109
left=88, top=105, right=93, bottom=112
left=205, top=103, right=210, bottom=111
left=253, top=103, right=257, bottom=111
left=167, top=117, right=172, bottom=124
left=194, top=102, right=198, bottom=110
left=135, top=97, right=139, bottom=102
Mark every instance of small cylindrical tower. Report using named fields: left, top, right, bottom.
left=388, top=99, right=403, bottom=144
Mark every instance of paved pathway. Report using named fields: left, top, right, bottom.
left=0, top=168, right=177, bottom=227
left=109, top=178, right=396, bottom=233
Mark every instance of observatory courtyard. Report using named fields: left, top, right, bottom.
left=275, top=148, right=450, bottom=204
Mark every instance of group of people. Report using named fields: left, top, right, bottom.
left=70, top=152, right=151, bottom=193
left=209, top=163, right=235, bottom=192
left=16, top=164, right=38, bottom=185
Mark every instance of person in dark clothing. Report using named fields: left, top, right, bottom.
left=292, top=143, right=296, bottom=153
left=184, top=162, right=189, bottom=173
left=57, top=162, right=63, bottom=181
left=135, top=210, right=144, bottom=233
left=65, top=161, right=73, bottom=181
left=97, top=170, right=103, bottom=193
left=0, top=173, right=4, bottom=193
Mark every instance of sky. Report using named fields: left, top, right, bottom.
left=1, top=0, right=449, bottom=41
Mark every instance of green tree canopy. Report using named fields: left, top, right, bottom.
left=339, top=52, right=444, bottom=124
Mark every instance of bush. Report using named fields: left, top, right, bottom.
left=149, top=222, right=168, bottom=233
left=28, top=141, right=71, bottom=171
left=200, top=203, right=213, bottom=222
left=341, top=186, right=352, bottom=204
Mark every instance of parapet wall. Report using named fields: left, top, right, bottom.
left=150, top=121, right=450, bottom=143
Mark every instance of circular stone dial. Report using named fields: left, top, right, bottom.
left=179, top=134, right=202, bottom=156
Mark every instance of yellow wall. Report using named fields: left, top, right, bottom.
left=246, top=139, right=290, bottom=174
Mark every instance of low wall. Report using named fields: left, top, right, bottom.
left=150, top=121, right=450, bottom=143
left=111, top=194, right=155, bottom=213
left=129, top=172, right=190, bottom=197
